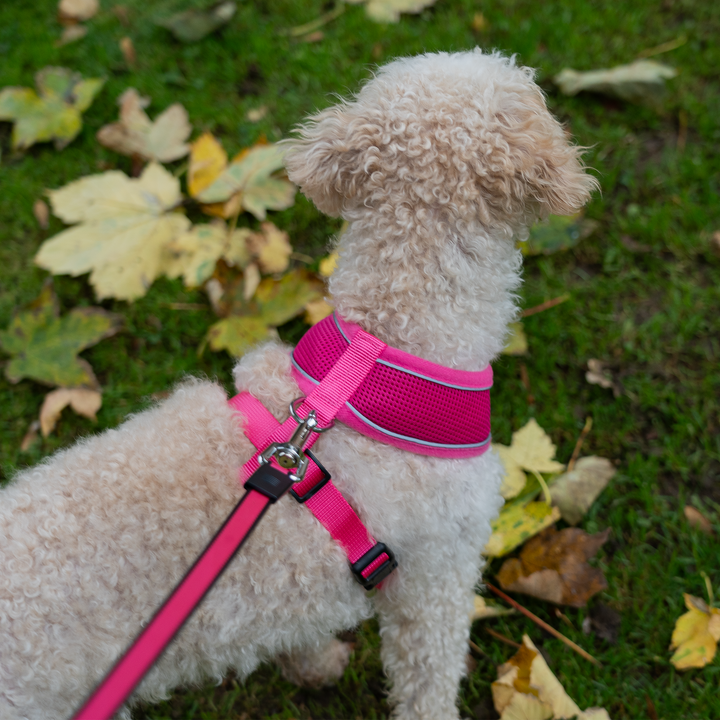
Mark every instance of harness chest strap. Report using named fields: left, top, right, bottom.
left=229, top=392, right=395, bottom=585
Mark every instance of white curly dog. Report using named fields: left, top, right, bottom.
left=0, top=50, right=595, bottom=720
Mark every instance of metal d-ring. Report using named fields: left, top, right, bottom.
left=289, top=397, right=334, bottom=433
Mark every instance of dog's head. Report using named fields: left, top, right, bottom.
left=284, top=50, right=597, bottom=230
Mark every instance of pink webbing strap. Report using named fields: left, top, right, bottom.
left=230, top=327, right=392, bottom=581
left=71, top=489, right=271, bottom=720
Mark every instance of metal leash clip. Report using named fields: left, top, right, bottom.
left=258, top=398, right=334, bottom=482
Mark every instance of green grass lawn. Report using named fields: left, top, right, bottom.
left=1, top=0, right=719, bottom=718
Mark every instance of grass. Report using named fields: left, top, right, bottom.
left=1, top=0, right=719, bottom=717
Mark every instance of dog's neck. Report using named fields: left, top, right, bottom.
left=328, top=211, right=523, bottom=371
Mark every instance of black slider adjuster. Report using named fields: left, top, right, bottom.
left=350, top=543, right=398, bottom=590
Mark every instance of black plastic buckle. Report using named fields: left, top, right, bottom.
left=350, top=543, right=398, bottom=590
left=244, top=464, right=294, bottom=503
left=289, top=450, right=332, bottom=503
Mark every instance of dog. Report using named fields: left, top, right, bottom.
left=0, top=49, right=596, bottom=720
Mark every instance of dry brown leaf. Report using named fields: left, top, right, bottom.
left=684, top=505, right=714, bottom=535
left=20, top=420, right=41, bottom=452
left=496, top=526, right=610, bottom=607
left=119, top=36, right=136, bottom=68
left=57, top=24, right=89, bottom=46
left=471, top=12, right=488, bottom=31
left=586, top=359, right=621, bottom=397
left=711, top=231, right=720, bottom=257
left=97, top=88, right=191, bottom=163
left=58, top=0, right=99, bottom=22
left=33, top=199, right=50, bottom=229
left=246, top=106, right=268, bottom=122
left=549, top=456, right=616, bottom=525
left=40, top=387, right=102, bottom=436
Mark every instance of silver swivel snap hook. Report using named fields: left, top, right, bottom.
left=258, top=398, right=333, bottom=482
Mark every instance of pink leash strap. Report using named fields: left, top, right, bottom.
left=71, top=326, right=390, bottom=720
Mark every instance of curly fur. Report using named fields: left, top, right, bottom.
left=0, top=50, right=595, bottom=720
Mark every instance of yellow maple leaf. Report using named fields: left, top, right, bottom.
left=165, top=221, right=251, bottom=288
left=670, top=593, right=720, bottom=670
left=485, top=501, right=561, bottom=558
left=305, top=298, right=334, bottom=325
left=188, top=132, right=228, bottom=198
left=495, top=419, right=565, bottom=500
left=493, top=635, right=610, bottom=720
left=96, top=88, right=192, bottom=163
left=192, top=138, right=296, bottom=220
left=0, top=67, right=104, bottom=150
left=35, top=163, right=190, bottom=301
left=319, top=251, right=339, bottom=277
left=246, top=222, right=292, bottom=274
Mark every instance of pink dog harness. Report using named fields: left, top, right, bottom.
left=72, top=316, right=492, bottom=720
left=292, top=313, right=493, bottom=458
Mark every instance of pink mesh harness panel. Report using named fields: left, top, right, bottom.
left=291, top=313, right=493, bottom=458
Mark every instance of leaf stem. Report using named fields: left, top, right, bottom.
left=483, top=626, right=522, bottom=649
left=567, top=416, right=593, bottom=472
left=521, top=294, right=570, bottom=317
left=485, top=583, right=603, bottom=667
left=531, top=469, right=552, bottom=506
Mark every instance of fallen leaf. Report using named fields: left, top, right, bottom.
left=485, top=501, right=561, bottom=558
left=254, top=269, right=324, bottom=326
left=710, top=231, right=720, bottom=258
left=495, top=444, right=528, bottom=500
left=33, top=199, right=50, bottom=229
left=502, top=322, right=528, bottom=356
left=119, top=36, right=136, bottom=68
left=670, top=594, right=720, bottom=670
left=305, top=298, right=334, bottom=325
left=207, top=315, right=275, bottom=357
left=471, top=595, right=516, bottom=621
left=97, top=88, right=191, bottom=163
left=0, top=67, right=104, bottom=150
left=554, top=60, right=677, bottom=106
left=20, top=420, right=41, bottom=452
left=523, top=214, right=598, bottom=256
left=243, top=263, right=261, bottom=301
left=40, top=387, right=102, bottom=436
left=165, top=221, right=251, bottom=287
left=493, top=635, right=610, bottom=720
left=58, top=0, right=98, bottom=22
left=35, top=163, right=190, bottom=301
left=188, top=132, right=228, bottom=198
left=496, top=526, right=610, bottom=607
left=246, top=221, right=292, bottom=274
left=346, top=0, right=437, bottom=23
left=585, top=359, right=621, bottom=397
left=319, top=251, right=339, bottom=277
left=57, top=24, right=88, bottom=46
left=195, top=141, right=296, bottom=221
left=583, top=602, right=621, bottom=644
left=684, top=506, right=714, bottom=535
left=471, top=12, right=488, bottom=32
left=246, top=106, right=268, bottom=122
left=494, top=419, right=566, bottom=500
left=549, top=456, right=616, bottom=525
left=0, top=283, right=121, bottom=388
left=156, top=1, right=237, bottom=43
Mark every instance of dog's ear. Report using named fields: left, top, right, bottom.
left=484, top=91, right=599, bottom=220
left=282, top=104, right=377, bottom=217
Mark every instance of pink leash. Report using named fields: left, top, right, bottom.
left=70, top=326, right=390, bottom=720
